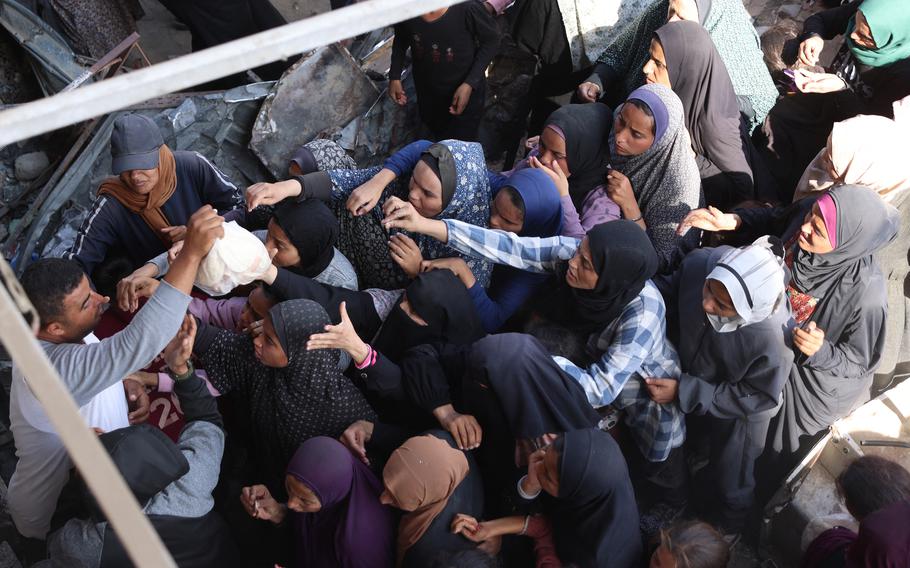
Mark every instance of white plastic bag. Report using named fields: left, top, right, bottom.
left=195, top=221, right=272, bottom=296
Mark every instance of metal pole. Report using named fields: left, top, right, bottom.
left=0, top=258, right=176, bottom=567
left=0, top=0, right=463, bottom=148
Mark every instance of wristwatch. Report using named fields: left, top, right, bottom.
left=167, top=359, right=195, bottom=382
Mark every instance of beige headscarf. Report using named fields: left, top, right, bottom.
left=793, top=95, right=910, bottom=203
left=382, top=435, right=468, bottom=567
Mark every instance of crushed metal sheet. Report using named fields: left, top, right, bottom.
left=249, top=44, right=380, bottom=178
left=335, top=71, right=418, bottom=167
left=0, top=0, right=88, bottom=96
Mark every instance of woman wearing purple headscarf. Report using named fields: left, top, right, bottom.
left=240, top=436, right=396, bottom=568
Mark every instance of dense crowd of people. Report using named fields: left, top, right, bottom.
left=7, top=0, right=910, bottom=566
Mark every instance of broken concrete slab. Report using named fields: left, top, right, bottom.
left=249, top=43, right=380, bottom=177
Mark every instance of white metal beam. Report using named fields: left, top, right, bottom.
left=0, top=0, right=464, bottom=148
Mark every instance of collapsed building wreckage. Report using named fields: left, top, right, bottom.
left=0, top=9, right=427, bottom=270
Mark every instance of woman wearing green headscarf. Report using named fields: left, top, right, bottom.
left=753, top=0, right=910, bottom=201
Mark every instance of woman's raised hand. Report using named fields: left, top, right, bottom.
left=339, top=420, right=374, bottom=466
left=389, top=234, right=424, bottom=279
left=576, top=81, right=602, bottom=103
left=676, top=206, right=741, bottom=235
left=245, top=180, right=302, bottom=211
left=241, top=485, right=285, bottom=524
left=794, top=69, right=847, bottom=94
left=163, top=314, right=196, bottom=375
left=346, top=174, right=387, bottom=216
left=382, top=196, right=424, bottom=232
left=530, top=155, right=569, bottom=197
left=306, top=302, right=371, bottom=364
left=798, top=35, right=824, bottom=67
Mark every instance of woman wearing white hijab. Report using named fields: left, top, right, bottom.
left=644, top=238, right=793, bottom=534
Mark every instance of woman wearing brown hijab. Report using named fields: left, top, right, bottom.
left=380, top=431, right=485, bottom=568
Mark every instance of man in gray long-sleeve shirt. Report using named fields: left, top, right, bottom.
left=8, top=206, right=225, bottom=541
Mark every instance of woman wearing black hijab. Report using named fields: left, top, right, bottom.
left=400, top=332, right=603, bottom=517
left=385, top=217, right=686, bottom=463
left=266, top=198, right=358, bottom=290
left=192, top=299, right=377, bottom=493
left=258, top=265, right=484, bottom=418
left=511, top=429, right=642, bottom=568
left=534, top=103, right=613, bottom=208
left=646, top=20, right=758, bottom=209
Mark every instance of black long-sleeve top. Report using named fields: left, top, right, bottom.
left=389, top=3, right=500, bottom=95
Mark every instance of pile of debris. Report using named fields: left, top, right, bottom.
left=0, top=1, right=537, bottom=273
left=0, top=20, right=424, bottom=270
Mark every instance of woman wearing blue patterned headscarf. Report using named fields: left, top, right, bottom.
left=245, top=139, right=492, bottom=290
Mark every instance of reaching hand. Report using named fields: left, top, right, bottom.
left=245, top=180, right=302, bottom=211
left=382, top=196, right=424, bottom=232
left=339, top=420, right=374, bottom=466
left=452, top=514, right=496, bottom=543
left=524, top=448, right=546, bottom=495
left=794, top=70, right=847, bottom=94
left=676, top=206, right=741, bottom=236
left=388, top=234, right=423, bottom=279
left=793, top=321, right=825, bottom=357
left=420, top=257, right=475, bottom=289
left=306, top=301, right=371, bottom=363
left=241, top=485, right=285, bottom=524
left=116, top=275, right=160, bottom=313
left=389, top=79, right=408, bottom=106
left=181, top=206, right=225, bottom=260
left=123, top=378, right=150, bottom=424
left=346, top=175, right=386, bottom=216
left=163, top=314, right=196, bottom=375
left=529, top=155, right=569, bottom=197
left=798, top=35, right=824, bottom=67
left=160, top=225, right=187, bottom=243
left=167, top=240, right=184, bottom=265
left=643, top=377, right=679, bottom=404
left=605, top=169, right=637, bottom=211
left=247, top=319, right=265, bottom=339
left=576, top=81, right=602, bottom=103
left=450, top=83, right=473, bottom=115
left=434, top=404, right=482, bottom=450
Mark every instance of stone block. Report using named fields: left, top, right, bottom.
left=13, top=151, right=48, bottom=181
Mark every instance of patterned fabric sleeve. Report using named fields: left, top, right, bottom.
left=326, top=166, right=384, bottom=200
left=196, top=326, right=260, bottom=397
left=443, top=219, right=579, bottom=273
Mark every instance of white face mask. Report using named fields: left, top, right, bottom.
left=706, top=312, right=745, bottom=333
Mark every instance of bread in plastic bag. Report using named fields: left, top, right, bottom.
left=195, top=221, right=272, bottom=296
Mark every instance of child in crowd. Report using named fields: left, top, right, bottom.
left=389, top=4, right=500, bottom=142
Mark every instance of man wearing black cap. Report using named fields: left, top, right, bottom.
left=65, top=114, right=244, bottom=280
